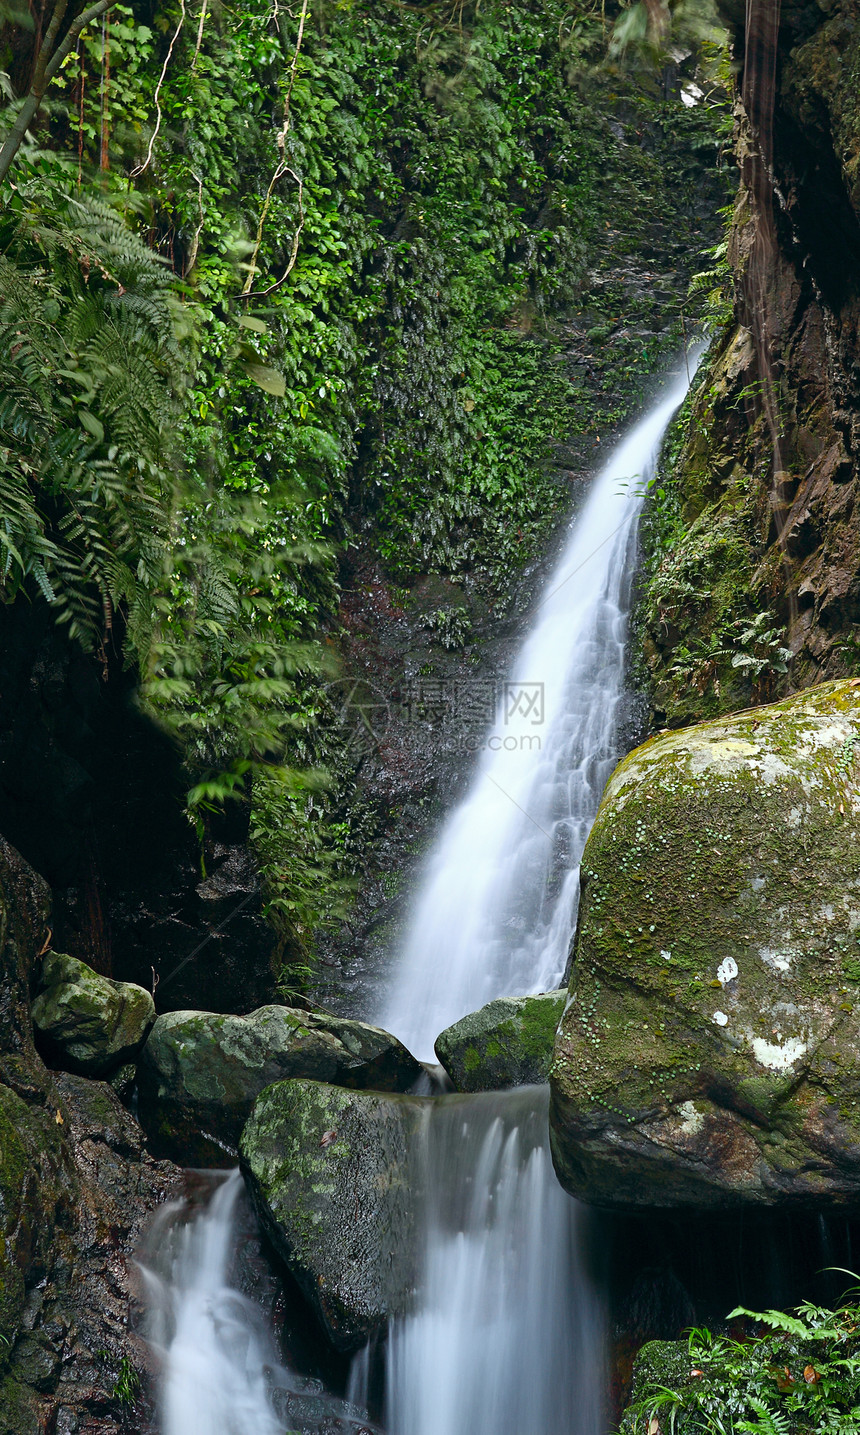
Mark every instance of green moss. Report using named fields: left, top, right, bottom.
left=551, top=682, right=860, bottom=1208
left=436, top=992, right=566, bottom=1092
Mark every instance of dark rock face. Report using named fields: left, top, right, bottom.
left=435, top=991, right=566, bottom=1092
left=32, top=951, right=155, bottom=1077
left=0, top=601, right=280, bottom=1019
left=240, top=1078, right=427, bottom=1351
left=0, top=834, right=182, bottom=1434
left=643, top=0, right=860, bottom=724
left=138, top=1005, right=422, bottom=1165
left=550, top=681, right=860, bottom=1211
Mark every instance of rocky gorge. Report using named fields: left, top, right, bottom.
left=1, top=0, right=860, bottom=1430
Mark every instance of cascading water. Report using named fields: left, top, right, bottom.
left=379, top=355, right=700, bottom=1061
left=141, top=1171, right=283, bottom=1435
left=369, top=354, right=701, bottom=1435
left=142, top=1169, right=377, bottom=1435
left=145, top=356, right=700, bottom=1435
left=385, top=1089, right=605, bottom=1435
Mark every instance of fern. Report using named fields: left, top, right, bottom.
left=727, top=1310, right=811, bottom=1341
left=737, top=1397, right=791, bottom=1435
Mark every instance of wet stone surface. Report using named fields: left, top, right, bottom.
left=550, top=680, right=860, bottom=1210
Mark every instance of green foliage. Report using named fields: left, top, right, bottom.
left=0, top=0, right=730, bottom=947
left=111, top=1356, right=140, bottom=1406
left=48, top=5, right=156, bottom=155
left=420, top=605, right=472, bottom=651
left=689, top=207, right=735, bottom=333
left=622, top=1290, right=860, bottom=1435
left=0, top=163, right=182, bottom=645
left=0, top=165, right=335, bottom=909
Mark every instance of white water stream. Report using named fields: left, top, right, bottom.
left=142, top=1171, right=283, bottom=1435
left=384, top=1088, right=605, bottom=1435
left=379, top=357, right=698, bottom=1061
left=145, top=356, right=698, bottom=1435
left=371, top=356, right=698, bottom=1435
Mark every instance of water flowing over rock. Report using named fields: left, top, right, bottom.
left=240, top=1078, right=427, bottom=1351
left=32, top=951, right=155, bottom=1076
left=378, top=358, right=700, bottom=1061
left=138, top=1005, right=421, bottom=1164
left=550, top=680, right=860, bottom=1210
left=383, top=1086, right=605, bottom=1435
left=434, top=991, right=566, bottom=1091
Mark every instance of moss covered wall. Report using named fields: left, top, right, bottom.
left=638, top=0, right=860, bottom=729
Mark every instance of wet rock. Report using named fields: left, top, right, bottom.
left=240, top=1078, right=426, bottom=1351
left=32, top=951, right=155, bottom=1077
left=435, top=991, right=566, bottom=1091
left=619, top=1339, right=693, bottom=1433
left=550, top=681, right=860, bottom=1211
left=0, top=833, right=182, bottom=1433
left=138, top=1005, right=422, bottom=1164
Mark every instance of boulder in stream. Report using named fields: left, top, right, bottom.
left=435, top=991, right=566, bottom=1091
left=550, top=680, right=860, bottom=1210
left=32, top=951, right=155, bottom=1077
left=240, top=1077, right=426, bottom=1350
left=138, top=1004, right=422, bottom=1164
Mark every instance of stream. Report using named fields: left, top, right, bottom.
left=143, top=354, right=699, bottom=1435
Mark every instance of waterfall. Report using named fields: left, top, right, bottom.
left=141, top=1171, right=283, bottom=1435
left=364, top=355, right=700, bottom=1435
left=144, top=355, right=700, bottom=1435
left=386, top=1088, right=605, bottom=1435
left=379, top=356, right=700, bottom=1061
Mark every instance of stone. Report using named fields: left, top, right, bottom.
left=32, top=952, right=155, bottom=1078
left=138, top=1004, right=422, bottom=1164
left=240, top=1078, right=426, bottom=1351
left=0, top=834, right=182, bottom=1433
left=550, top=680, right=860, bottom=1211
left=435, top=991, right=566, bottom=1091
left=619, top=1339, right=693, bottom=1434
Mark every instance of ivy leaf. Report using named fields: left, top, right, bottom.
left=243, top=362, right=286, bottom=397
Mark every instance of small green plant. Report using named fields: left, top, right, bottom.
left=420, top=607, right=472, bottom=651
left=837, top=733, right=858, bottom=777
left=622, top=1283, right=860, bottom=1435
left=275, top=960, right=315, bottom=1006
left=111, top=1357, right=140, bottom=1407
left=729, top=613, right=792, bottom=681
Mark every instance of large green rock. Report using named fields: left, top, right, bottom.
left=32, top=952, right=155, bottom=1077
left=138, top=1004, right=422, bottom=1164
left=435, top=991, right=566, bottom=1091
left=240, top=1078, right=426, bottom=1350
left=550, top=680, right=860, bottom=1210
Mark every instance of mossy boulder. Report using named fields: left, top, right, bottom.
left=138, top=1004, right=421, bottom=1164
left=620, top=1339, right=694, bottom=1433
left=240, top=1078, right=426, bottom=1351
left=32, top=952, right=155, bottom=1077
left=550, top=680, right=860, bottom=1210
left=435, top=991, right=566, bottom=1091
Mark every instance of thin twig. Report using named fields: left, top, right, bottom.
left=183, top=169, right=205, bottom=277
left=131, top=0, right=186, bottom=176
left=239, top=171, right=304, bottom=300
left=239, top=0, right=309, bottom=295
left=191, top=0, right=208, bottom=72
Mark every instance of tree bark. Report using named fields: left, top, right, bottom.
left=0, top=0, right=116, bottom=184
